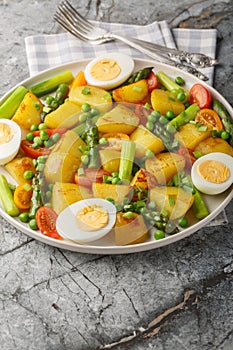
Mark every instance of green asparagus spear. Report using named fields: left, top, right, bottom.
left=0, top=86, right=28, bottom=119
left=0, top=174, right=20, bottom=216
left=167, top=103, right=200, bottom=131
left=157, top=71, right=190, bottom=103
left=213, top=99, right=233, bottom=146
left=29, top=70, right=73, bottom=97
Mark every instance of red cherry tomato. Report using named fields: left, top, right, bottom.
left=20, top=139, right=51, bottom=159
left=32, top=128, right=67, bottom=137
left=190, top=83, right=211, bottom=109
left=36, top=206, right=61, bottom=239
left=74, top=168, right=110, bottom=188
left=147, top=71, right=158, bottom=92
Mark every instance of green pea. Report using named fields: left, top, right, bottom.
left=38, top=123, right=47, bottom=130
left=29, top=219, right=38, bottom=230
left=40, top=130, right=49, bottom=141
left=44, top=202, right=52, bottom=208
left=165, top=110, right=175, bottom=120
left=37, top=155, right=48, bottom=163
left=23, top=170, right=34, bottom=180
left=154, top=229, right=165, bottom=240
left=90, top=107, right=99, bottom=116
left=26, top=132, right=34, bottom=142
left=111, top=177, right=121, bottom=184
left=30, top=124, right=39, bottom=132
left=99, top=137, right=108, bottom=145
left=33, top=136, right=43, bottom=146
left=81, top=103, right=91, bottom=112
left=178, top=216, right=188, bottom=227
left=220, top=130, right=230, bottom=140
left=175, top=76, right=185, bottom=86
left=18, top=212, right=29, bottom=223
left=177, top=92, right=186, bottom=102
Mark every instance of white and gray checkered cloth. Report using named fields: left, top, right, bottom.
left=25, top=20, right=217, bottom=84
left=24, top=20, right=228, bottom=226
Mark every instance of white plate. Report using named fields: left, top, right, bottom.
left=0, top=58, right=232, bottom=254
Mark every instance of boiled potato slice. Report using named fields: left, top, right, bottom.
left=112, top=79, right=149, bottom=103
left=114, top=212, right=148, bottom=245
left=92, top=183, right=131, bottom=204
left=44, top=100, right=82, bottom=129
left=52, top=130, right=86, bottom=159
left=68, top=85, right=112, bottom=113
left=96, top=104, right=139, bottom=134
left=145, top=152, right=185, bottom=184
left=44, top=152, right=81, bottom=184
left=52, top=182, right=92, bottom=214
left=149, top=186, right=194, bottom=220
left=99, top=149, right=121, bottom=173
left=194, top=137, right=233, bottom=156
left=174, top=123, right=211, bottom=150
left=130, top=125, right=164, bottom=158
left=5, top=157, right=36, bottom=184
left=12, top=91, right=42, bottom=130
left=151, top=89, right=185, bottom=116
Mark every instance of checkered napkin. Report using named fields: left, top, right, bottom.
left=24, top=20, right=228, bottom=226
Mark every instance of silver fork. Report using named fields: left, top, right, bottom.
left=53, top=0, right=215, bottom=80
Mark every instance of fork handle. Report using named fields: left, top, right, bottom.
left=110, top=33, right=209, bottom=81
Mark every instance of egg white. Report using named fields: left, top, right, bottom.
left=56, top=198, right=117, bottom=244
left=84, top=53, right=135, bottom=90
left=191, top=152, right=233, bottom=195
left=0, top=119, right=21, bottom=165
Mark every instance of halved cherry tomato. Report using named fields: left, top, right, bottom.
left=14, top=183, right=33, bottom=210
left=195, top=108, right=223, bottom=131
left=36, top=206, right=61, bottom=239
left=21, top=139, right=51, bottom=159
left=177, top=147, right=196, bottom=169
left=100, top=132, right=129, bottom=151
left=135, top=103, right=152, bottom=126
left=74, top=168, right=111, bottom=188
left=32, top=128, right=67, bottom=137
left=190, top=83, right=211, bottom=109
left=147, top=71, right=158, bottom=92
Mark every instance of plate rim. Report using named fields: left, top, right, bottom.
left=0, top=57, right=232, bottom=254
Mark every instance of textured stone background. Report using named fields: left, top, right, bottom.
left=0, top=1, right=233, bottom=349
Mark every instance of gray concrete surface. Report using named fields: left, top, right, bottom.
left=0, top=1, right=233, bottom=349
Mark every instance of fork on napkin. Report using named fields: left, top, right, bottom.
left=24, top=19, right=228, bottom=226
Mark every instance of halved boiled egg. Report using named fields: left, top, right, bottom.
left=56, top=198, right=117, bottom=244
left=0, top=119, right=21, bottom=165
left=191, top=152, right=233, bottom=195
left=84, top=53, right=135, bottom=90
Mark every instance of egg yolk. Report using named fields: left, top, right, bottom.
left=90, top=59, right=121, bottom=81
left=0, top=123, right=13, bottom=145
left=197, top=159, right=230, bottom=184
left=76, top=205, right=109, bottom=231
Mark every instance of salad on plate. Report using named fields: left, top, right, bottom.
left=0, top=53, right=232, bottom=251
